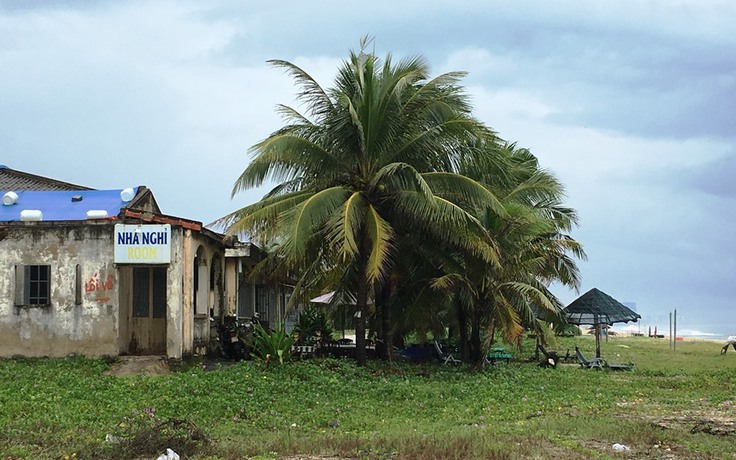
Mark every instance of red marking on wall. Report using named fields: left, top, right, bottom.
left=86, top=273, right=115, bottom=302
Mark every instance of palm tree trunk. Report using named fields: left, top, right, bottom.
left=487, top=318, right=496, bottom=349
left=355, top=286, right=368, bottom=366
left=376, top=282, right=393, bottom=361
left=354, top=234, right=371, bottom=366
left=470, top=307, right=482, bottom=362
left=457, top=301, right=468, bottom=361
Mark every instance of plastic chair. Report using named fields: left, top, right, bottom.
left=433, top=340, right=461, bottom=365
left=575, top=346, right=605, bottom=370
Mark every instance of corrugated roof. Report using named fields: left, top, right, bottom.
left=0, top=165, right=93, bottom=191
left=0, top=188, right=138, bottom=222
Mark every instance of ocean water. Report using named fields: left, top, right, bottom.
left=676, top=329, right=731, bottom=341
left=669, top=323, right=735, bottom=341
left=611, top=324, right=734, bottom=341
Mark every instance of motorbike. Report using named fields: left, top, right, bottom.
left=216, top=316, right=250, bottom=360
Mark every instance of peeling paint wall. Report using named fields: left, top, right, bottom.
left=166, top=227, right=184, bottom=359
left=224, top=258, right=238, bottom=317
left=0, top=222, right=226, bottom=359
left=0, top=223, right=119, bottom=357
left=189, top=234, right=224, bottom=356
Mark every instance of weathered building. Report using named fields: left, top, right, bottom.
left=224, top=244, right=298, bottom=333
left=0, top=165, right=298, bottom=359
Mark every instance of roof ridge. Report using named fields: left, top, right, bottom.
left=0, top=165, right=94, bottom=191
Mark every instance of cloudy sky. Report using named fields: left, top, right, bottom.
left=2, top=1, right=734, bottom=337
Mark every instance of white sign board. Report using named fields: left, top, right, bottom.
left=114, top=224, right=171, bottom=264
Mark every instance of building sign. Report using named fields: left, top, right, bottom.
left=114, top=224, right=171, bottom=264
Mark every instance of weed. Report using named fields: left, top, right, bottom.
left=107, top=407, right=208, bottom=458
left=1, top=338, right=735, bottom=458
left=251, top=323, right=295, bottom=365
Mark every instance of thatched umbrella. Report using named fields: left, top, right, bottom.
left=562, top=288, right=641, bottom=358
left=310, top=291, right=363, bottom=339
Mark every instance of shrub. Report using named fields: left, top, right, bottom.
left=294, top=306, right=334, bottom=345
left=251, top=322, right=295, bottom=365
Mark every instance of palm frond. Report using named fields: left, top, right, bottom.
left=498, top=281, right=557, bottom=314
left=370, top=162, right=435, bottom=202
left=268, top=59, right=334, bottom=120
left=325, top=191, right=365, bottom=262
left=364, top=204, right=394, bottom=283
left=394, top=192, right=499, bottom=266
left=212, top=190, right=312, bottom=235
left=280, top=186, right=351, bottom=259
left=429, top=273, right=474, bottom=295
left=274, top=104, right=314, bottom=125
left=423, top=172, right=508, bottom=218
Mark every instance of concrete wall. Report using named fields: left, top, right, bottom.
left=166, top=227, right=185, bottom=358
left=168, top=227, right=225, bottom=358
left=224, top=258, right=238, bottom=317
left=189, top=233, right=224, bottom=356
left=0, top=222, right=227, bottom=359
left=116, top=264, right=132, bottom=354
left=0, top=222, right=119, bottom=357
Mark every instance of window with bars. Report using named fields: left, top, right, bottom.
left=133, top=266, right=167, bottom=319
left=15, top=265, right=51, bottom=306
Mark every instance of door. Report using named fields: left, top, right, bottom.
left=130, top=266, right=167, bottom=354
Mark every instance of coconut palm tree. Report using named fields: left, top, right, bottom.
left=218, top=38, right=500, bottom=365
left=429, top=142, right=585, bottom=364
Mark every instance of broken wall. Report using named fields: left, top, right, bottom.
left=0, top=222, right=119, bottom=357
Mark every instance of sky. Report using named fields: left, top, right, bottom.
left=1, top=0, right=734, bottom=338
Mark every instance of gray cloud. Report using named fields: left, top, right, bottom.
left=2, top=0, right=735, bottom=337
left=684, top=153, right=736, bottom=198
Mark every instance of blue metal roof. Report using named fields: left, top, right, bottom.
left=0, top=188, right=138, bottom=222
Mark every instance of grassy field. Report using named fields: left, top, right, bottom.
left=1, top=336, right=735, bottom=459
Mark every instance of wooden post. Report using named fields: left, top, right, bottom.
left=674, top=308, right=677, bottom=352
left=595, top=324, right=601, bottom=358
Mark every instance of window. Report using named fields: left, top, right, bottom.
left=15, top=265, right=51, bottom=306
left=255, top=285, right=268, bottom=314
left=133, top=266, right=167, bottom=319
left=75, top=264, right=82, bottom=305
left=238, top=282, right=254, bottom=319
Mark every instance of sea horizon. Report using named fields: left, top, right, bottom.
left=611, top=324, right=734, bottom=341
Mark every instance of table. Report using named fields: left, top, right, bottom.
left=318, top=342, right=376, bottom=359
left=486, top=347, right=512, bottom=365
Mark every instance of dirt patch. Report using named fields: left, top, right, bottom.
left=278, top=457, right=346, bottom=460
left=103, top=355, right=170, bottom=376
left=655, top=413, right=736, bottom=436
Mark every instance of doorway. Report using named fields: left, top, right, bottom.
left=130, top=266, right=167, bottom=354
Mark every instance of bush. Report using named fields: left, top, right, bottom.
left=294, top=306, right=334, bottom=345
left=251, top=322, right=295, bottom=365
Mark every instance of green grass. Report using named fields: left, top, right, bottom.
left=1, top=336, right=735, bottom=459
